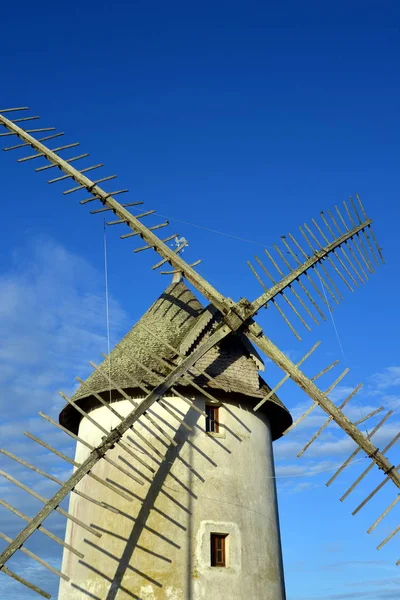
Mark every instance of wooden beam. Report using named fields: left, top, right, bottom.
left=0, top=111, right=231, bottom=314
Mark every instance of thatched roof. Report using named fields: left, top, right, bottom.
left=59, top=281, right=292, bottom=439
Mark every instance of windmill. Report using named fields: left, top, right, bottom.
left=0, top=105, right=397, bottom=599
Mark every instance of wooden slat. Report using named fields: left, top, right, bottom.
left=353, top=406, right=384, bottom=426
left=0, top=531, right=68, bottom=581
left=133, top=322, right=207, bottom=417
left=261, top=251, right=311, bottom=331
left=308, top=221, right=355, bottom=291
left=0, top=449, right=117, bottom=514
left=313, top=216, right=358, bottom=287
left=125, top=354, right=193, bottom=432
left=335, top=205, right=372, bottom=276
left=73, top=380, right=156, bottom=474
left=281, top=235, right=330, bottom=314
left=18, top=143, right=80, bottom=162
left=356, top=194, right=384, bottom=264
left=0, top=468, right=102, bottom=537
left=352, top=465, right=400, bottom=515
left=272, top=244, right=320, bottom=324
left=4, top=132, right=65, bottom=151
left=248, top=259, right=300, bottom=340
left=377, top=525, right=399, bottom=550
left=160, top=259, right=202, bottom=274
left=107, top=354, right=203, bottom=431
left=0, top=499, right=84, bottom=558
left=250, top=217, right=373, bottom=316
left=0, top=127, right=56, bottom=137
left=36, top=153, right=90, bottom=171
left=89, top=360, right=174, bottom=447
left=79, top=189, right=129, bottom=204
left=120, top=220, right=168, bottom=238
left=300, top=226, right=344, bottom=300
left=254, top=342, right=320, bottom=412
left=58, top=392, right=108, bottom=435
left=311, top=360, right=340, bottom=381
left=10, top=116, right=39, bottom=123
left=368, top=495, right=400, bottom=534
left=24, top=431, right=132, bottom=502
left=38, top=412, right=148, bottom=485
left=58, top=393, right=144, bottom=486
left=0, top=107, right=29, bottom=113
left=63, top=174, right=117, bottom=195
left=288, top=232, right=340, bottom=305
left=320, top=212, right=365, bottom=284
left=75, top=375, right=166, bottom=460
left=297, top=383, right=363, bottom=457
left=108, top=210, right=155, bottom=226
left=152, top=240, right=188, bottom=270
left=1, top=565, right=50, bottom=599
left=340, top=431, right=400, bottom=502
left=350, top=196, right=379, bottom=266
left=283, top=366, right=349, bottom=436
left=328, top=208, right=368, bottom=281
left=49, top=163, right=104, bottom=183
left=275, top=242, right=325, bottom=321
left=131, top=321, right=213, bottom=411
left=135, top=233, right=177, bottom=252
left=343, top=200, right=374, bottom=272
left=326, top=411, right=393, bottom=487
left=90, top=201, right=143, bottom=214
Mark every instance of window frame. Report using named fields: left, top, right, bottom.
left=205, top=404, right=220, bottom=434
left=210, top=533, right=227, bottom=567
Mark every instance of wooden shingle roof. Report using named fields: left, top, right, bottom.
left=60, top=281, right=292, bottom=439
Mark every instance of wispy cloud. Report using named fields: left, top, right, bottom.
left=345, top=577, right=400, bottom=587
left=320, top=560, right=388, bottom=571
left=367, top=367, right=400, bottom=393
left=0, top=237, right=129, bottom=598
left=0, top=237, right=128, bottom=415
left=296, top=591, right=400, bottom=600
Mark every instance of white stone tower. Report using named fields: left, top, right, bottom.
left=58, top=281, right=292, bottom=600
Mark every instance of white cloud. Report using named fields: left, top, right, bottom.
left=0, top=237, right=130, bottom=599
left=0, top=237, right=128, bottom=416
left=275, top=460, right=338, bottom=478
left=368, top=367, right=400, bottom=392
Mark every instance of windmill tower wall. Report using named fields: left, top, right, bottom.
left=58, top=282, right=291, bottom=600
left=58, top=395, right=286, bottom=600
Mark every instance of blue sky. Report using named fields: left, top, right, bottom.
left=0, top=1, right=399, bottom=598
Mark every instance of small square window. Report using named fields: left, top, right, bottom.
left=205, top=405, right=219, bottom=433
left=210, top=533, right=227, bottom=567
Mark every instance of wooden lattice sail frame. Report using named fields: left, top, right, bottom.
left=0, top=106, right=397, bottom=598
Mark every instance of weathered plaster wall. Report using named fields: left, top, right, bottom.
left=58, top=395, right=286, bottom=600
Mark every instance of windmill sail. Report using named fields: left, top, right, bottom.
left=0, top=106, right=398, bottom=597
left=247, top=195, right=383, bottom=339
